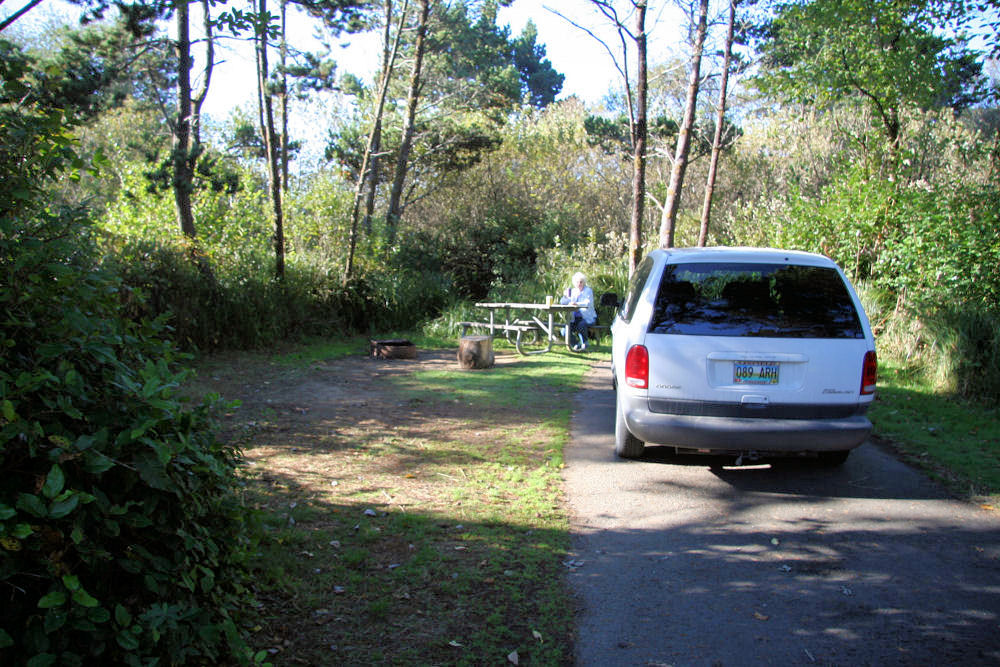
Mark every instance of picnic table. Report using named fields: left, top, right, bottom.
left=460, top=301, right=580, bottom=355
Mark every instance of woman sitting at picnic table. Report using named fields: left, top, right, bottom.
left=560, top=271, right=597, bottom=351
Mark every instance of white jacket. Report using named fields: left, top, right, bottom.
left=561, top=285, right=597, bottom=324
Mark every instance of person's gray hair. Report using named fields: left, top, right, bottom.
left=572, top=272, right=586, bottom=285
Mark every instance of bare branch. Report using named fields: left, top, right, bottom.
left=190, top=0, right=214, bottom=147
left=544, top=5, right=630, bottom=88
left=0, top=0, right=44, bottom=32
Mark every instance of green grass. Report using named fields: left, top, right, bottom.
left=869, top=360, right=1000, bottom=503
left=209, top=342, right=604, bottom=665
left=271, top=330, right=485, bottom=366
left=272, top=335, right=370, bottom=365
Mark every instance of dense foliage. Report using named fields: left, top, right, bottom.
left=1, top=37, right=259, bottom=665
left=1, top=218, right=258, bottom=664
left=754, top=0, right=988, bottom=145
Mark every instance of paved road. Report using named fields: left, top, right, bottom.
left=565, top=360, right=1000, bottom=666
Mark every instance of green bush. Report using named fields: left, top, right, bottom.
left=400, top=204, right=562, bottom=301
left=102, top=237, right=454, bottom=350
left=515, top=230, right=631, bottom=304
left=1, top=215, right=258, bottom=664
left=875, top=183, right=1000, bottom=310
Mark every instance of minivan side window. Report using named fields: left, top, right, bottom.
left=648, top=262, right=864, bottom=338
left=621, top=256, right=654, bottom=323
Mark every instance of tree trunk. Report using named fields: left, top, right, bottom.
left=191, top=0, right=213, bottom=151
left=628, top=0, right=648, bottom=275
left=365, top=0, right=398, bottom=236
left=659, top=0, right=709, bottom=249
left=256, top=0, right=285, bottom=279
left=385, top=0, right=429, bottom=250
left=280, top=0, right=289, bottom=192
left=172, top=0, right=196, bottom=239
left=345, top=0, right=406, bottom=280
left=579, top=1, right=648, bottom=272
left=362, top=115, right=382, bottom=237
left=698, top=0, right=736, bottom=248
left=171, top=0, right=214, bottom=246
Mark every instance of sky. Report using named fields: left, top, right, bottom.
left=4, top=0, right=690, bottom=117
left=498, top=1, right=685, bottom=104
left=198, top=0, right=686, bottom=119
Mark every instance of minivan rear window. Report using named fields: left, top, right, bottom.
left=621, top=256, right=654, bottom=323
left=648, top=262, right=864, bottom=338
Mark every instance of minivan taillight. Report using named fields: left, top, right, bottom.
left=861, top=350, right=877, bottom=395
left=625, top=345, right=649, bottom=389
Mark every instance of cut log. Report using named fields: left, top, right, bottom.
left=457, top=335, right=494, bottom=369
left=370, top=339, right=417, bottom=360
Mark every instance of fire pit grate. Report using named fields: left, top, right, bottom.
left=370, top=339, right=417, bottom=360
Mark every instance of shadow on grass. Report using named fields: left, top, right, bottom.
left=240, top=466, right=574, bottom=666
left=190, top=347, right=593, bottom=665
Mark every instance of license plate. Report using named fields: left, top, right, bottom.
left=734, top=361, right=779, bottom=385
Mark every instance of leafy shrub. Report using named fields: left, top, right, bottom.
left=400, top=204, right=561, bottom=301
left=102, top=237, right=452, bottom=350
left=875, top=183, right=1000, bottom=310
left=519, top=230, right=630, bottom=303
left=1, top=219, right=257, bottom=664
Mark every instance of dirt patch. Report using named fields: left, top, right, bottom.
left=186, top=347, right=576, bottom=664
left=190, top=348, right=519, bottom=518
left=193, top=348, right=530, bottom=484
left=194, top=348, right=520, bottom=424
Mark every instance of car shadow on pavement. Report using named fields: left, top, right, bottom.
left=631, top=441, right=956, bottom=503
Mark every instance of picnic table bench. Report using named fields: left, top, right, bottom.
left=460, top=301, right=579, bottom=355
left=459, top=293, right=620, bottom=356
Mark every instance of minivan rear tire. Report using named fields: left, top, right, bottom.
left=615, top=390, right=645, bottom=459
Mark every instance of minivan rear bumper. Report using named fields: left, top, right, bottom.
left=621, top=393, right=871, bottom=451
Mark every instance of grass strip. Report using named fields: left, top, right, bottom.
left=869, top=360, right=1000, bottom=505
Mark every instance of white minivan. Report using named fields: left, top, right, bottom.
left=611, top=248, right=877, bottom=464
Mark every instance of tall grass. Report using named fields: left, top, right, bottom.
left=858, top=284, right=1000, bottom=401
left=919, top=304, right=1000, bottom=401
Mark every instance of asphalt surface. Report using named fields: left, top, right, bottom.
left=565, top=360, right=1000, bottom=666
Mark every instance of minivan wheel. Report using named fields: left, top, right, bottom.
left=816, top=450, right=850, bottom=466
left=615, top=390, right=645, bottom=459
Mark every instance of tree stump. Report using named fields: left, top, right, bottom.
left=457, top=335, right=494, bottom=369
